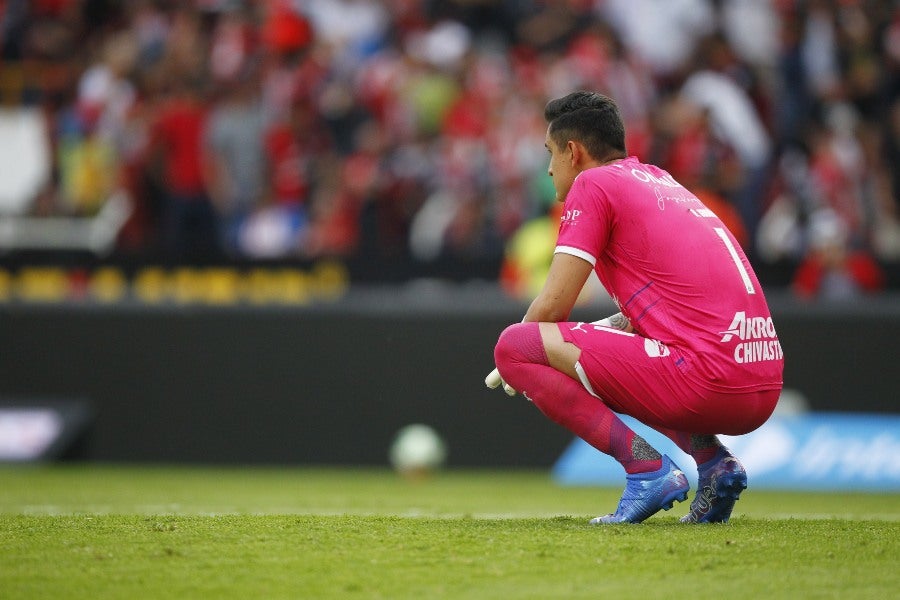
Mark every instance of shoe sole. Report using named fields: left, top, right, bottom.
left=683, top=470, right=747, bottom=524
left=709, top=470, right=747, bottom=522
left=661, top=487, right=690, bottom=511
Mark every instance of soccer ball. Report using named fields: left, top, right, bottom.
left=389, top=424, right=447, bottom=477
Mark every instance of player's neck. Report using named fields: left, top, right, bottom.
left=598, top=154, right=627, bottom=167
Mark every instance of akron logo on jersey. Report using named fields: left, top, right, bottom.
left=719, top=311, right=783, bottom=364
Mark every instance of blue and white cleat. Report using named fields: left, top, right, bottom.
left=590, top=455, right=690, bottom=524
left=680, top=447, right=747, bottom=524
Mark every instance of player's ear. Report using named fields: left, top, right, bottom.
left=567, top=140, right=584, bottom=167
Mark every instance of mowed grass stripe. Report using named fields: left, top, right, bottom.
left=1, top=465, right=898, bottom=520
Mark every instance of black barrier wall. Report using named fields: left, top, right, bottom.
left=1, top=290, right=898, bottom=467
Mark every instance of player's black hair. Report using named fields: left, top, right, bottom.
left=544, top=91, right=627, bottom=160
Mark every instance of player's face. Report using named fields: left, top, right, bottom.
left=545, top=128, right=576, bottom=203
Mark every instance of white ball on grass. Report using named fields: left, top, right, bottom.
left=389, top=424, right=447, bottom=477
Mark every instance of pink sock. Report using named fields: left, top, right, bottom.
left=494, top=323, right=662, bottom=474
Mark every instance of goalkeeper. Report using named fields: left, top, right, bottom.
left=486, top=92, right=783, bottom=524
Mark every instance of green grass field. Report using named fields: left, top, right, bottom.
left=1, top=465, right=897, bottom=599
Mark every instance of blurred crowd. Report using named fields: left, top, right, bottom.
left=1, top=0, right=899, bottom=299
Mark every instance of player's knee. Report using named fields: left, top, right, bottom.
left=494, top=322, right=548, bottom=371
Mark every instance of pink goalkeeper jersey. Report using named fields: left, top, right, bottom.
left=555, top=156, right=783, bottom=394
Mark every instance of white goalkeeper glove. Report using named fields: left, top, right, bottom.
left=485, top=367, right=517, bottom=396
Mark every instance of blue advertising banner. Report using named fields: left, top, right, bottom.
left=552, top=412, right=900, bottom=491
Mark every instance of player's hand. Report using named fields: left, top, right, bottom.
left=485, top=367, right=516, bottom=396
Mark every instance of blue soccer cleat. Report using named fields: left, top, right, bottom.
left=590, top=455, right=690, bottom=524
left=680, top=447, right=747, bottom=524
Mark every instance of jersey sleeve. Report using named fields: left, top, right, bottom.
left=554, top=172, right=612, bottom=267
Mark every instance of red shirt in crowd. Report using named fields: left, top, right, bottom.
left=150, top=96, right=208, bottom=197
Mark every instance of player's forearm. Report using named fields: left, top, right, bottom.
left=522, top=293, right=572, bottom=323
left=522, top=253, right=592, bottom=323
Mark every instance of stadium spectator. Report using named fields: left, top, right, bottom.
left=598, top=0, right=715, bottom=83
left=203, top=59, right=269, bottom=256
left=146, top=77, right=217, bottom=259
left=791, top=208, right=885, bottom=301
left=238, top=95, right=325, bottom=258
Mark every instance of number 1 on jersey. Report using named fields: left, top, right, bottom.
left=714, top=227, right=755, bottom=295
